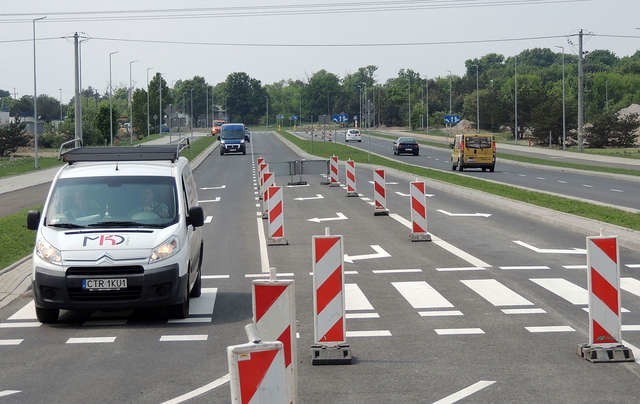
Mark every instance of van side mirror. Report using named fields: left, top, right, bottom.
left=245, top=134, right=250, bottom=142
left=27, top=210, right=41, bottom=230
left=187, top=206, right=204, bottom=228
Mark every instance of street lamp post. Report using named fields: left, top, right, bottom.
left=190, top=88, right=194, bottom=139
left=158, top=73, right=162, bottom=137
left=514, top=56, right=519, bottom=144
left=108, top=50, right=118, bottom=146
left=447, top=70, right=452, bottom=115
left=425, top=76, right=429, bottom=134
left=265, top=96, right=269, bottom=127
left=129, top=60, right=138, bottom=144
left=146, top=67, right=153, bottom=138
left=58, top=88, right=63, bottom=121
left=32, top=16, right=46, bottom=169
left=473, top=64, right=479, bottom=133
left=555, top=46, right=566, bottom=150
left=408, top=75, right=411, bottom=130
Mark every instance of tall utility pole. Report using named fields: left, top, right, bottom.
left=78, top=37, right=88, bottom=141
left=448, top=70, right=452, bottom=115
left=265, top=96, right=269, bottom=127
left=205, top=85, right=209, bottom=129
left=425, top=76, right=429, bottom=134
left=158, top=73, right=162, bottom=136
left=555, top=46, right=566, bottom=151
left=577, top=29, right=584, bottom=152
left=473, top=64, right=479, bottom=133
left=108, top=50, right=118, bottom=146
left=146, top=67, right=153, bottom=138
left=190, top=88, right=194, bottom=138
left=128, top=60, right=138, bottom=144
left=59, top=88, right=63, bottom=120
left=408, top=75, right=411, bottom=130
left=32, top=16, right=46, bottom=168
left=514, top=56, right=519, bottom=143
left=73, top=33, right=82, bottom=145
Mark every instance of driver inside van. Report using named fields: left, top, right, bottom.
left=138, top=188, right=170, bottom=218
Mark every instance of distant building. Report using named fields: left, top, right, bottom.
left=0, top=111, right=9, bottom=125
left=21, top=117, right=44, bottom=135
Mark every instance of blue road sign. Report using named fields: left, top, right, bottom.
left=444, top=115, right=461, bottom=125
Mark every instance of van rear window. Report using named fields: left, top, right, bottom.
left=465, top=137, right=492, bottom=149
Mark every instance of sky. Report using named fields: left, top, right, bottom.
left=0, top=0, right=638, bottom=103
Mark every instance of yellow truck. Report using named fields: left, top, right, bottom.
left=450, top=134, right=496, bottom=172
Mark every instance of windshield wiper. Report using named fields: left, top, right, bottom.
left=48, top=222, right=86, bottom=229
left=88, top=220, right=152, bottom=228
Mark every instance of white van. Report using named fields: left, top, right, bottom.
left=27, top=142, right=205, bottom=323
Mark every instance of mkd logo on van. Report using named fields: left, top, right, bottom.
left=83, top=234, right=126, bottom=247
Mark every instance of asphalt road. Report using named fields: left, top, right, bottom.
left=297, top=130, right=640, bottom=212
left=2, top=131, right=640, bottom=402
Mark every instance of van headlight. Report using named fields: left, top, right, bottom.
left=220, top=139, right=225, bottom=144
left=36, top=238, right=62, bottom=265
left=240, top=139, right=245, bottom=144
left=149, top=236, right=180, bottom=263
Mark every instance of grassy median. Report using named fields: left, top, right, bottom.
left=278, top=129, right=640, bottom=231
left=0, top=135, right=217, bottom=270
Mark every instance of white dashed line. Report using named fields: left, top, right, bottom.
left=583, top=184, right=592, bottom=188
left=66, top=337, right=116, bottom=344
left=435, top=328, right=484, bottom=335
left=0, top=339, right=23, bottom=345
left=346, top=330, right=392, bottom=337
left=160, top=335, right=208, bottom=342
left=610, top=189, right=624, bottom=193
left=525, top=326, right=575, bottom=333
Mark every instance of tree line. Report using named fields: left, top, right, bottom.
left=2, top=47, right=640, bottom=150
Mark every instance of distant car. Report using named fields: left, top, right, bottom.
left=160, top=124, right=170, bottom=133
left=345, top=129, right=362, bottom=142
left=393, top=137, right=419, bottom=156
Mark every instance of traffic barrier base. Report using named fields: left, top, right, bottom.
left=577, top=344, right=635, bottom=363
left=410, top=232, right=432, bottom=242
left=374, top=208, right=389, bottom=216
left=311, top=343, right=352, bottom=365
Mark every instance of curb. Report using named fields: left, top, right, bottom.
left=0, top=255, right=30, bottom=276
left=274, top=130, right=640, bottom=252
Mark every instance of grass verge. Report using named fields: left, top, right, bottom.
left=0, top=157, right=63, bottom=179
left=278, top=129, right=640, bottom=231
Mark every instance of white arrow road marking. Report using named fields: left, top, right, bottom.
left=294, top=194, right=324, bottom=201
left=514, top=240, right=586, bottom=254
left=199, top=197, right=221, bottom=203
left=307, top=212, right=348, bottom=223
left=437, top=209, right=491, bottom=218
left=344, top=245, right=391, bottom=263
left=0, top=391, right=21, bottom=398
left=433, top=380, right=496, bottom=404
left=200, top=185, right=226, bottom=190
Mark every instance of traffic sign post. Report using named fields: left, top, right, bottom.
left=444, top=115, right=461, bottom=125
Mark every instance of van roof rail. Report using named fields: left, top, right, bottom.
left=61, top=139, right=190, bottom=164
left=58, top=138, right=83, bottom=160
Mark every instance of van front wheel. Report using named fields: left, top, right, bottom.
left=170, top=280, right=190, bottom=319
left=36, top=307, right=59, bottom=324
left=458, top=160, right=464, bottom=172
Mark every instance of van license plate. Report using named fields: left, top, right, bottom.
left=82, top=278, right=127, bottom=290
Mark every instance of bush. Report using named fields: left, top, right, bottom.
left=0, top=117, right=29, bottom=156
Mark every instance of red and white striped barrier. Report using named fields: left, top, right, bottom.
left=409, top=181, right=431, bottom=241
left=261, top=171, right=275, bottom=219
left=252, top=279, right=297, bottom=402
left=329, top=155, right=339, bottom=187
left=373, top=168, right=389, bottom=216
left=227, top=326, right=287, bottom=403
left=258, top=162, right=268, bottom=197
left=345, top=159, right=357, bottom=197
left=311, top=232, right=351, bottom=365
left=578, top=235, right=634, bottom=362
left=267, top=185, right=288, bottom=245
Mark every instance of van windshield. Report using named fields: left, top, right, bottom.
left=45, top=176, right=178, bottom=228
left=465, top=136, right=492, bottom=149
left=220, top=127, right=245, bottom=140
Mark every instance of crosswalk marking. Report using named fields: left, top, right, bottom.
left=392, top=281, right=454, bottom=309
left=202, top=275, right=230, bottom=279
left=621, top=278, right=640, bottom=297
left=0, top=321, right=40, bottom=328
left=419, top=310, right=463, bottom=317
left=346, top=313, right=380, bottom=319
left=461, top=279, right=534, bottom=307
left=530, top=278, right=587, bottom=305
left=0, top=339, right=23, bottom=345
left=188, top=289, right=217, bottom=316
left=501, top=308, right=546, bottom=315
left=372, top=269, right=422, bottom=274
left=7, top=301, right=36, bottom=320
left=345, top=284, right=375, bottom=311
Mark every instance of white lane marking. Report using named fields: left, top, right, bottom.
left=294, top=194, right=324, bottom=201
left=188, top=289, right=217, bottom=316
left=255, top=203, right=260, bottom=208
left=514, top=240, right=586, bottom=254
left=307, top=212, right=348, bottom=223
left=626, top=264, right=640, bottom=269
left=372, top=269, right=422, bottom=274
left=557, top=180, right=567, bottom=184
left=0, top=391, right=21, bottom=398
left=256, top=217, right=269, bottom=273
left=390, top=213, right=491, bottom=268
left=536, top=177, right=545, bottom=180
left=518, top=174, right=527, bottom=177
left=499, top=265, right=550, bottom=270
left=346, top=313, right=380, bottom=319
left=168, top=318, right=211, bottom=324
left=502, top=308, right=547, bottom=314
left=583, top=184, right=593, bottom=188
left=8, top=300, right=36, bottom=320
left=437, top=210, right=491, bottom=218
left=621, top=278, right=640, bottom=297
left=563, top=265, right=587, bottom=269
left=611, top=189, right=624, bottom=193
left=345, top=271, right=359, bottom=275
left=66, top=337, right=116, bottom=344
left=82, top=320, right=127, bottom=326
left=621, top=340, right=640, bottom=364
left=345, top=284, right=375, bottom=311
left=395, top=192, right=410, bottom=197
left=344, top=245, right=391, bottom=263
left=392, top=281, right=454, bottom=309
left=525, top=326, right=575, bottom=333
left=0, top=339, right=23, bottom=345
left=198, top=197, right=221, bottom=203
left=583, top=307, right=630, bottom=313
left=0, top=322, right=40, bottom=328
left=368, top=181, right=398, bottom=185
left=204, top=216, right=213, bottom=224
left=360, top=197, right=371, bottom=201
left=622, top=325, right=640, bottom=331
left=436, top=267, right=486, bottom=272
left=161, top=373, right=231, bottom=404
left=461, top=279, right=534, bottom=307
left=160, top=335, right=208, bottom=342
left=435, top=328, right=484, bottom=335
left=200, top=185, right=226, bottom=190
left=245, top=273, right=295, bottom=278
left=419, top=310, right=463, bottom=317
left=531, top=278, right=587, bottom=305
left=433, top=380, right=496, bottom=404
left=366, top=201, right=375, bottom=206
left=346, top=330, right=391, bottom=337
left=202, top=275, right=230, bottom=279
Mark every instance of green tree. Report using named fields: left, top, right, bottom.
left=147, top=73, right=172, bottom=133
left=132, top=89, right=148, bottom=137
left=0, top=117, right=29, bottom=156
left=223, top=72, right=267, bottom=124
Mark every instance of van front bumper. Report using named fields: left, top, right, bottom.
left=32, top=263, right=188, bottom=311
